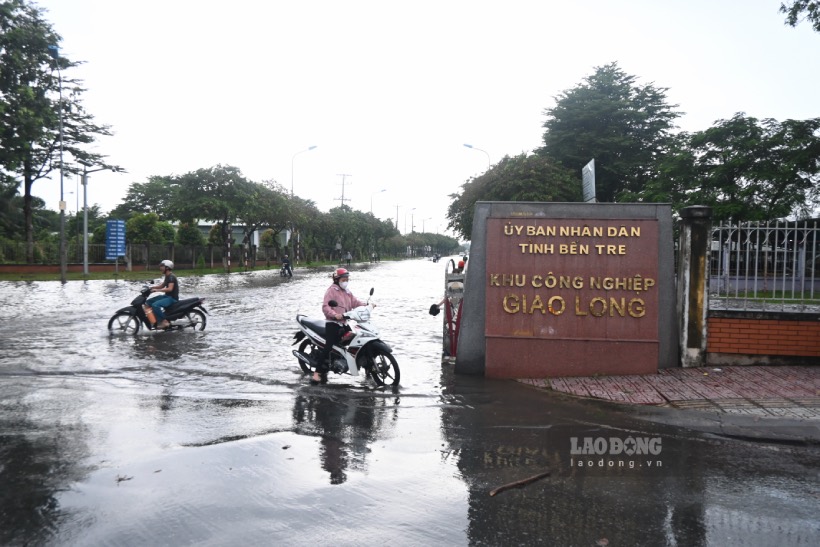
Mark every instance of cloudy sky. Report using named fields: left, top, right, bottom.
left=31, top=0, right=819, bottom=237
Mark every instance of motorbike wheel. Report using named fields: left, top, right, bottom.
left=367, top=348, right=400, bottom=387
left=297, top=339, right=318, bottom=374
left=181, top=310, right=207, bottom=330
left=108, top=312, right=141, bottom=335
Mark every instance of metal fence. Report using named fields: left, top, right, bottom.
left=709, top=220, right=820, bottom=312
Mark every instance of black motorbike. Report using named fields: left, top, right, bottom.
left=108, top=286, right=209, bottom=334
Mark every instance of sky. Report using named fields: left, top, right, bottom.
left=29, top=0, right=820, bottom=238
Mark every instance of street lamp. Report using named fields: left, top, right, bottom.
left=404, top=207, right=416, bottom=234
left=291, top=145, right=317, bottom=197
left=48, top=44, right=66, bottom=283
left=80, top=162, right=115, bottom=275
left=370, top=188, right=386, bottom=215
left=422, top=217, right=432, bottom=233
left=463, top=143, right=491, bottom=170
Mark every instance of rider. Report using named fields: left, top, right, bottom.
left=149, top=259, right=179, bottom=329
left=311, top=267, right=366, bottom=384
left=282, top=254, right=293, bottom=277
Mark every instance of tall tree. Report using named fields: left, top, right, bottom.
left=781, top=1, right=820, bottom=32
left=167, top=165, right=255, bottom=268
left=446, top=153, right=580, bottom=240
left=0, top=0, right=117, bottom=262
left=109, top=176, right=177, bottom=220
left=539, top=62, right=681, bottom=203
left=630, top=114, right=820, bottom=221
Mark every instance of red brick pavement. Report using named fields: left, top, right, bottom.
left=520, top=366, right=820, bottom=417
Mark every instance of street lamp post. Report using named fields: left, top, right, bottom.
left=291, top=145, right=317, bottom=197
left=463, top=143, right=491, bottom=170
left=48, top=44, right=66, bottom=282
left=370, top=188, right=386, bottom=215
left=290, top=145, right=316, bottom=262
left=80, top=163, right=113, bottom=275
left=422, top=217, right=432, bottom=233
left=404, top=207, right=416, bottom=234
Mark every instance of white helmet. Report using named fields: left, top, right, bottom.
left=160, top=259, right=174, bottom=269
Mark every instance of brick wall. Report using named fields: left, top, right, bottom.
left=707, top=311, right=820, bottom=365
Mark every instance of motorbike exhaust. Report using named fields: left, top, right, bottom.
left=292, top=350, right=312, bottom=366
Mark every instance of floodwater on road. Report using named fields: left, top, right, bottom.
left=1, top=258, right=818, bottom=546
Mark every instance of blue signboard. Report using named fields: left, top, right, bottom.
left=105, top=220, right=126, bottom=260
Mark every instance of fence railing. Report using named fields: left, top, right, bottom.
left=709, top=220, right=819, bottom=312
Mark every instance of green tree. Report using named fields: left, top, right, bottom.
left=0, top=0, right=117, bottom=262
left=637, top=114, right=820, bottom=221
left=109, top=175, right=176, bottom=220
left=126, top=213, right=172, bottom=245
left=781, top=1, right=820, bottom=32
left=446, top=153, right=580, bottom=240
left=236, top=180, right=288, bottom=266
left=175, top=222, right=206, bottom=246
left=539, top=62, right=681, bottom=203
left=167, top=165, right=255, bottom=268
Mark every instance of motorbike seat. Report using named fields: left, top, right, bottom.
left=165, top=297, right=200, bottom=314
left=299, top=317, right=328, bottom=337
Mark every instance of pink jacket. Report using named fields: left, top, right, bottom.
left=322, top=283, right=366, bottom=324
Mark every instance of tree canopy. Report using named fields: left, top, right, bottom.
left=0, top=0, right=117, bottom=262
left=539, top=62, right=681, bottom=203
left=446, top=153, right=580, bottom=240
left=627, top=114, right=820, bottom=221
left=781, top=1, right=820, bottom=32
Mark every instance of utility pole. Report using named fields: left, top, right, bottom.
left=335, top=174, right=352, bottom=207
left=395, top=204, right=400, bottom=230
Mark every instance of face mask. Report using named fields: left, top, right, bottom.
left=339, top=281, right=349, bottom=290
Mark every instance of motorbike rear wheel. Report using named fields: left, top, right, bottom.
left=297, top=339, right=318, bottom=374
left=180, top=309, right=207, bottom=330
left=108, top=312, right=141, bottom=335
left=367, top=348, right=400, bottom=387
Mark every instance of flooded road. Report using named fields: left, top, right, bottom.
left=1, top=259, right=818, bottom=546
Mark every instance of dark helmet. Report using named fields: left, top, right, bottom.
left=333, top=267, right=350, bottom=281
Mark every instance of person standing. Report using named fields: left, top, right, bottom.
left=311, top=268, right=366, bottom=384
left=150, top=260, right=179, bottom=330
left=345, top=251, right=352, bottom=266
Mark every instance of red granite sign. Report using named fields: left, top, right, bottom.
left=484, top=217, right=660, bottom=378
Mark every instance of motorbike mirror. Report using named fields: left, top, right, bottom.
left=369, top=288, right=374, bottom=296
left=328, top=300, right=338, bottom=307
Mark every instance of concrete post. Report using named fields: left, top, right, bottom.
left=677, top=206, right=712, bottom=367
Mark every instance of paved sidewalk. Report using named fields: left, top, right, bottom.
left=520, top=366, right=820, bottom=420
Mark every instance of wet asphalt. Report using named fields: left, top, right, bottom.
left=1, top=259, right=818, bottom=546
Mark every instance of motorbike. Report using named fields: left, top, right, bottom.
left=291, top=289, right=400, bottom=387
left=280, top=263, right=293, bottom=277
left=108, top=285, right=209, bottom=334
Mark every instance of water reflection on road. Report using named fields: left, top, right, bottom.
left=1, top=259, right=818, bottom=546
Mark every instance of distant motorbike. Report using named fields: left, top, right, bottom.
left=291, top=289, right=400, bottom=387
left=108, top=286, right=208, bottom=334
left=280, top=263, right=293, bottom=277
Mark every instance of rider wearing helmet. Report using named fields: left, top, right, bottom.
left=311, top=267, right=367, bottom=384
left=149, top=259, right=179, bottom=330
